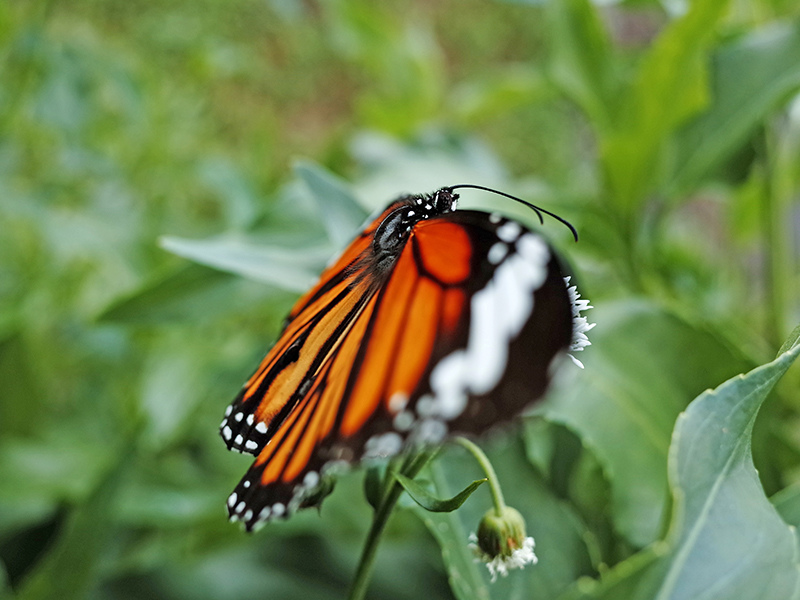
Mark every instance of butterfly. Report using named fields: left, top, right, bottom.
left=220, top=184, right=586, bottom=530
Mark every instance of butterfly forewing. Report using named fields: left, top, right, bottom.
left=221, top=197, right=573, bottom=530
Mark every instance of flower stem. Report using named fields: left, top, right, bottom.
left=453, top=437, right=506, bottom=517
left=348, top=451, right=435, bottom=600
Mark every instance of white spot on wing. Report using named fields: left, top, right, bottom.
left=365, top=432, right=403, bottom=458
left=497, top=221, right=521, bottom=243
left=389, top=392, right=409, bottom=412
left=393, top=410, right=415, bottom=431
left=488, top=242, right=508, bottom=264
left=255, top=421, right=267, bottom=434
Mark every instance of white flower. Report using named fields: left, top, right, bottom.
left=469, top=532, right=538, bottom=582
left=564, top=276, right=595, bottom=369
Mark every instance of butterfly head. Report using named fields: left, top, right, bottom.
left=371, top=188, right=460, bottom=264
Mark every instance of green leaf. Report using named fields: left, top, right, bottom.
left=547, top=0, right=617, bottom=131
left=602, top=0, right=730, bottom=211
left=294, top=160, right=368, bottom=247
left=772, top=482, right=800, bottom=532
left=779, top=322, right=800, bottom=355
left=671, top=20, right=800, bottom=193
left=97, top=264, right=234, bottom=324
left=16, top=447, right=130, bottom=600
left=395, top=472, right=486, bottom=513
left=543, top=300, right=751, bottom=547
left=159, top=235, right=330, bottom=292
left=563, top=333, right=800, bottom=600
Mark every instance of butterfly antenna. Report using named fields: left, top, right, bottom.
left=449, top=184, right=578, bottom=242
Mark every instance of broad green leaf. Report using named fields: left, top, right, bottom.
left=395, top=473, right=486, bottom=513
left=562, top=333, right=800, bottom=600
left=159, top=235, right=330, bottom=292
left=543, top=300, right=750, bottom=547
left=671, top=20, right=800, bottom=193
left=294, top=160, right=368, bottom=247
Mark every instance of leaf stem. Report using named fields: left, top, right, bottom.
left=453, top=437, right=506, bottom=516
left=348, top=451, right=435, bottom=600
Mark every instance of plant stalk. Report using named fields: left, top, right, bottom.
left=348, top=451, right=434, bottom=600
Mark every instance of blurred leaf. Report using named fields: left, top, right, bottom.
left=198, top=157, right=259, bottom=230
left=114, top=484, right=221, bottom=528
left=17, top=447, right=130, bottom=600
left=603, top=0, right=729, bottom=211
left=98, top=264, right=234, bottom=324
left=159, top=235, right=330, bottom=292
left=773, top=482, right=800, bottom=533
left=294, top=160, right=368, bottom=247
left=0, top=433, right=115, bottom=519
left=0, top=333, right=38, bottom=436
left=547, top=0, right=617, bottom=131
left=781, top=323, right=800, bottom=354
left=350, top=132, right=508, bottom=207
left=542, top=300, right=751, bottom=547
left=671, top=20, right=800, bottom=193
left=452, top=65, right=554, bottom=125
left=563, top=332, right=800, bottom=600
left=395, top=473, right=486, bottom=513
left=138, top=345, right=205, bottom=450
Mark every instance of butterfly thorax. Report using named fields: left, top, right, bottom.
left=370, top=188, right=459, bottom=273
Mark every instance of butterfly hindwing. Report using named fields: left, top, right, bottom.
left=221, top=199, right=573, bottom=530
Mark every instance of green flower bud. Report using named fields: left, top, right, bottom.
left=470, top=506, right=537, bottom=582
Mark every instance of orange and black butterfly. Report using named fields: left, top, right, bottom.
left=220, top=185, right=587, bottom=530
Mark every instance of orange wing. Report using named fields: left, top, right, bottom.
left=221, top=206, right=572, bottom=530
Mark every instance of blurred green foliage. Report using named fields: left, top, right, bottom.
left=2, top=0, right=800, bottom=599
